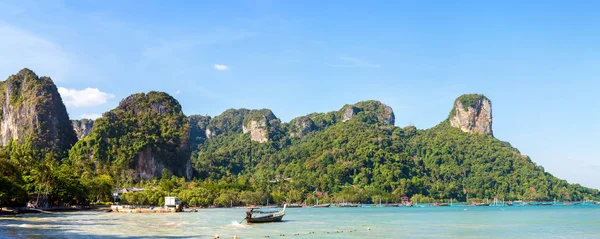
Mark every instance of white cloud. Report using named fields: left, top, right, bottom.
left=58, top=87, right=115, bottom=107
left=0, top=23, right=73, bottom=81
left=214, top=64, right=229, bottom=71
left=334, top=56, right=380, bottom=68
left=175, top=90, right=181, bottom=95
left=80, top=113, right=102, bottom=120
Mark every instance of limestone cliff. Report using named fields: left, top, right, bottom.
left=289, top=116, right=316, bottom=138
left=287, top=101, right=395, bottom=138
left=69, top=91, right=192, bottom=180
left=71, top=119, right=94, bottom=140
left=0, top=68, right=77, bottom=155
left=448, top=94, right=493, bottom=136
left=190, top=109, right=279, bottom=143
left=242, top=109, right=278, bottom=143
left=188, top=115, right=211, bottom=146
left=207, top=109, right=250, bottom=136
left=339, top=100, right=395, bottom=125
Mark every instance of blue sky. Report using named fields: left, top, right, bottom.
left=0, top=0, right=598, bottom=189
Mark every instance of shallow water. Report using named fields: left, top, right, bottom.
left=1, top=205, right=599, bottom=238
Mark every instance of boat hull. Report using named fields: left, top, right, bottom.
left=247, top=214, right=284, bottom=223
left=313, top=204, right=330, bottom=208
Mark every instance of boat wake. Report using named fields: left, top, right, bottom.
left=230, top=221, right=248, bottom=228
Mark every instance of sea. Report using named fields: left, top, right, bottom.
left=1, top=205, right=599, bottom=238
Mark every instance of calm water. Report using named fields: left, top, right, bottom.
left=1, top=205, right=599, bottom=238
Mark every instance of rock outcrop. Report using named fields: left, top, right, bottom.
left=71, top=119, right=94, bottom=140
left=207, top=109, right=250, bottom=136
left=342, top=106, right=357, bottom=122
left=287, top=101, right=395, bottom=138
left=0, top=68, right=77, bottom=155
left=69, top=91, right=192, bottom=180
left=289, top=116, right=315, bottom=138
left=242, top=109, right=277, bottom=143
left=448, top=94, right=493, bottom=136
left=188, top=115, right=211, bottom=145
left=339, top=100, right=395, bottom=125
left=190, top=109, right=279, bottom=143
left=242, top=119, right=269, bottom=143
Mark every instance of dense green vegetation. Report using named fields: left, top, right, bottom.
left=97, top=113, right=600, bottom=207
left=186, top=117, right=598, bottom=205
left=69, top=91, right=191, bottom=183
left=0, top=139, right=88, bottom=207
left=0, top=77, right=597, bottom=208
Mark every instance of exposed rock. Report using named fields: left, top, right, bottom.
left=342, top=106, right=358, bottom=122
left=339, top=100, right=395, bottom=125
left=188, top=115, right=211, bottom=145
left=71, top=119, right=94, bottom=140
left=136, top=147, right=165, bottom=180
left=285, top=101, right=395, bottom=138
left=191, top=101, right=395, bottom=144
left=0, top=68, right=77, bottom=155
left=198, top=108, right=278, bottom=143
left=243, top=119, right=269, bottom=143
left=304, top=112, right=338, bottom=129
left=242, top=109, right=277, bottom=143
left=205, top=127, right=216, bottom=138
left=449, top=94, right=493, bottom=136
left=207, top=109, right=250, bottom=136
left=289, top=116, right=315, bottom=138
left=382, top=105, right=395, bottom=125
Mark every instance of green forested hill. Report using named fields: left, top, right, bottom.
left=69, top=91, right=191, bottom=182
left=190, top=117, right=597, bottom=203
left=0, top=72, right=597, bottom=208
left=185, top=97, right=597, bottom=204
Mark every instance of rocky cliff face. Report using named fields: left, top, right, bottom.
left=449, top=94, right=493, bottom=136
left=287, top=101, right=395, bottom=138
left=190, top=109, right=279, bottom=143
left=242, top=109, right=278, bottom=143
left=69, top=91, right=192, bottom=180
left=71, top=119, right=94, bottom=140
left=206, top=109, right=250, bottom=137
left=289, top=116, right=316, bottom=138
left=242, top=119, right=269, bottom=143
left=188, top=115, right=211, bottom=145
left=339, top=100, right=395, bottom=125
left=0, top=68, right=77, bottom=155
left=191, top=100, right=396, bottom=142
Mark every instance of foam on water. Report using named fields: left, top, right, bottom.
left=229, top=221, right=248, bottom=228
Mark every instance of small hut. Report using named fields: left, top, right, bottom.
left=164, top=197, right=182, bottom=212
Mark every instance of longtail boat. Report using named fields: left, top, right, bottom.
left=245, top=205, right=286, bottom=223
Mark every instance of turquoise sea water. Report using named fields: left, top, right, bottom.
left=1, top=205, right=599, bottom=238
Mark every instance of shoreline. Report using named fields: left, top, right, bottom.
left=0, top=205, right=111, bottom=215
left=3, top=202, right=598, bottom=215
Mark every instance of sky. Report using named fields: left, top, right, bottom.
left=0, top=0, right=598, bottom=189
